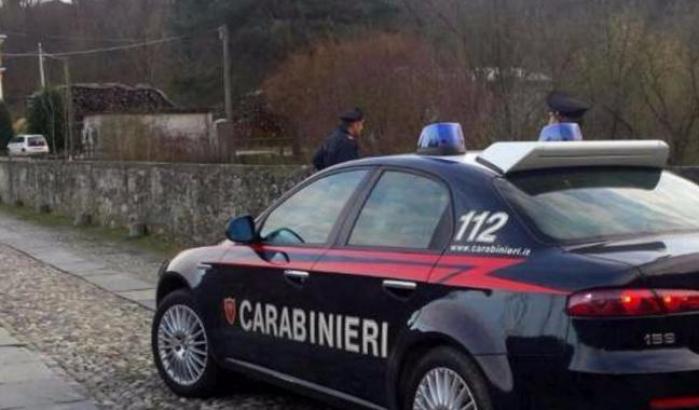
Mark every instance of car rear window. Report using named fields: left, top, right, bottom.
left=28, top=137, right=45, bottom=147
left=497, top=168, right=699, bottom=243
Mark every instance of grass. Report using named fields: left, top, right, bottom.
left=0, top=202, right=182, bottom=258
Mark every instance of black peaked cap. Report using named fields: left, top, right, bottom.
left=547, top=91, right=591, bottom=119
left=340, top=107, right=364, bottom=123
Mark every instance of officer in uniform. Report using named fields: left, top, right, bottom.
left=540, top=91, right=591, bottom=142
left=313, top=108, right=364, bottom=171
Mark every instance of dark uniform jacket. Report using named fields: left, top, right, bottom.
left=312, top=127, right=360, bottom=171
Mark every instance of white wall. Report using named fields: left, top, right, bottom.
left=82, top=113, right=215, bottom=158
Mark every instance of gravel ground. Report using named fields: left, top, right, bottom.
left=0, top=244, right=329, bottom=410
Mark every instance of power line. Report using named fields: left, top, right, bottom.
left=3, top=29, right=217, bottom=59
left=3, top=51, right=41, bottom=58
left=54, top=34, right=193, bottom=57
left=1, top=30, right=138, bottom=43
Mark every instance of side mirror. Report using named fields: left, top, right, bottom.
left=226, top=215, right=258, bottom=244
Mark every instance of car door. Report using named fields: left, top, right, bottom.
left=306, top=169, right=454, bottom=406
left=208, top=168, right=374, bottom=379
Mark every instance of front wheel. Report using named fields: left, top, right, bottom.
left=404, top=347, right=493, bottom=410
left=152, top=290, right=221, bottom=397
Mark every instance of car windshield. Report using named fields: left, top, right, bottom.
left=497, top=168, right=699, bottom=243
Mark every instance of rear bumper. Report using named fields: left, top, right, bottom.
left=562, top=371, right=699, bottom=410
left=512, top=356, right=699, bottom=410
left=9, top=149, right=48, bottom=156
left=25, top=148, right=49, bottom=155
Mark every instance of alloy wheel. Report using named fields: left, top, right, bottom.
left=413, top=367, right=477, bottom=410
left=157, top=304, right=209, bottom=386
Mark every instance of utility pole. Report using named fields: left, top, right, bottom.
left=38, top=42, right=46, bottom=89
left=0, top=34, right=7, bottom=101
left=218, top=25, right=233, bottom=121
left=62, top=57, right=73, bottom=159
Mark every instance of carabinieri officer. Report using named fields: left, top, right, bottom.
left=540, top=91, right=591, bottom=142
left=313, top=108, right=365, bottom=171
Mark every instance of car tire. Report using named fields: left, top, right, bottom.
left=152, top=289, right=221, bottom=398
left=403, top=347, right=494, bottom=410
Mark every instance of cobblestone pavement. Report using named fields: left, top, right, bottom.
left=0, top=212, right=330, bottom=409
left=0, top=325, right=97, bottom=409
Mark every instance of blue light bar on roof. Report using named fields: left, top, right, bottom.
left=417, top=123, right=467, bottom=156
left=539, top=123, right=584, bottom=142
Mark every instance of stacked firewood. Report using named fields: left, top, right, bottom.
left=67, top=83, right=176, bottom=120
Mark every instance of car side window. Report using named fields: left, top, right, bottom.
left=261, top=170, right=368, bottom=246
left=349, top=171, right=451, bottom=249
left=28, top=137, right=45, bottom=147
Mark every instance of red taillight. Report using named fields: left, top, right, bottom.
left=567, top=289, right=699, bottom=317
left=659, top=290, right=699, bottom=314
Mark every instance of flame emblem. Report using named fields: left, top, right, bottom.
left=223, top=298, right=237, bottom=326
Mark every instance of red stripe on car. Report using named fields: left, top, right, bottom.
left=225, top=245, right=564, bottom=294
left=432, top=255, right=564, bottom=294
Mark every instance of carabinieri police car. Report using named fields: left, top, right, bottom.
left=152, top=123, right=699, bottom=410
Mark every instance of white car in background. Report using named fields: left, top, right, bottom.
left=7, top=135, right=50, bottom=157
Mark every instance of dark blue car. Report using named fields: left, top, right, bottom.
left=152, top=125, right=699, bottom=410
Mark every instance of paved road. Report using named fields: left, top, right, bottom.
left=0, top=210, right=328, bottom=410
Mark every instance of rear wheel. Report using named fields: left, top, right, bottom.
left=403, top=347, right=493, bottom=410
left=152, top=290, right=221, bottom=397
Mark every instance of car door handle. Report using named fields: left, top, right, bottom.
left=284, top=270, right=310, bottom=286
left=382, top=280, right=417, bottom=299
left=383, top=280, right=417, bottom=290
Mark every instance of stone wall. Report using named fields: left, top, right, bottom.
left=0, top=158, right=309, bottom=245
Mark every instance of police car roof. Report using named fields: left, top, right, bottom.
left=333, top=153, right=496, bottom=180
left=339, top=140, right=670, bottom=177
